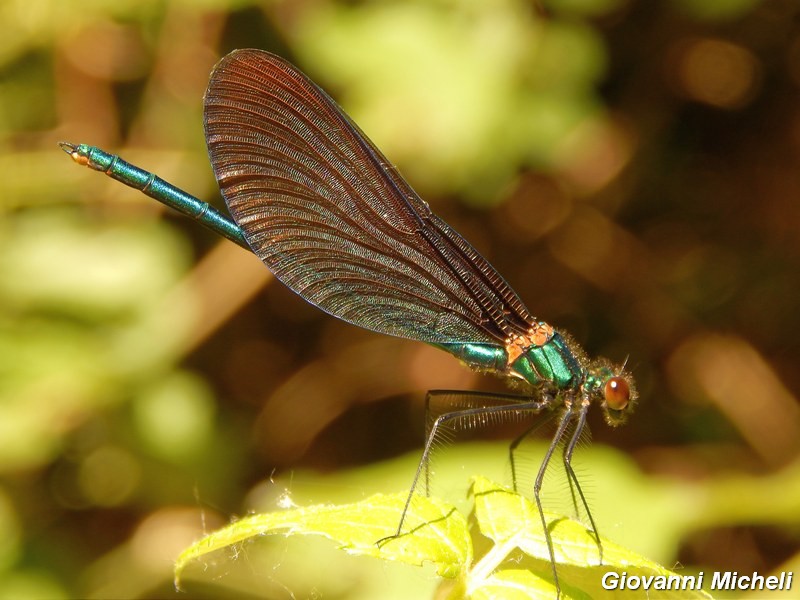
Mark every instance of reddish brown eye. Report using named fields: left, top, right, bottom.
left=604, top=376, right=630, bottom=410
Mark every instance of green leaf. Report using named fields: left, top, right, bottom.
left=174, top=491, right=471, bottom=587
left=176, top=476, right=713, bottom=599
left=471, top=569, right=558, bottom=600
left=469, top=476, right=713, bottom=599
left=472, top=475, right=607, bottom=568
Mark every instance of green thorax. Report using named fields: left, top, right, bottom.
left=434, top=324, right=585, bottom=392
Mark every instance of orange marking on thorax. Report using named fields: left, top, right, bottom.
left=505, top=322, right=554, bottom=365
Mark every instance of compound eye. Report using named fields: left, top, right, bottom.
left=604, top=376, right=630, bottom=411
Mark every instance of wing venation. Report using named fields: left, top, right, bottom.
left=203, top=49, right=536, bottom=345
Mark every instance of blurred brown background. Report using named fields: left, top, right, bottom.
left=1, top=0, right=799, bottom=598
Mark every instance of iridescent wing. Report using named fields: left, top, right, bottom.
left=204, top=49, right=535, bottom=346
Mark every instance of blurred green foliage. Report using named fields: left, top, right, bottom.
left=1, top=0, right=799, bottom=598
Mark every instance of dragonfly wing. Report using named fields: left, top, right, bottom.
left=204, top=49, right=535, bottom=345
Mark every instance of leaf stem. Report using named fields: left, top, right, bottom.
left=467, top=532, right=523, bottom=594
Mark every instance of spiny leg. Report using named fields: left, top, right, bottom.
left=381, top=394, right=549, bottom=544
left=561, top=395, right=603, bottom=563
left=507, top=394, right=555, bottom=492
left=422, top=390, right=557, bottom=495
left=560, top=400, right=584, bottom=519
left=421, top=390, right=554, bottom=496
left=533, top=398, right=577, bottom=599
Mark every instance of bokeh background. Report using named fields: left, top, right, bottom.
left=2, top=0, right=800, bottom=598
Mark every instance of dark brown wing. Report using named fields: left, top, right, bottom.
left=203, top=49, right=535, bottom=345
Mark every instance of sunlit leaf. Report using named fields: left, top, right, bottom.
left=469, top=477, right=713, bottom=599
left=471, top=569, right=558, bottom=600
left=174, top=491, right=471, bottom=587
left=176, top=477, right=710, bottom=599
